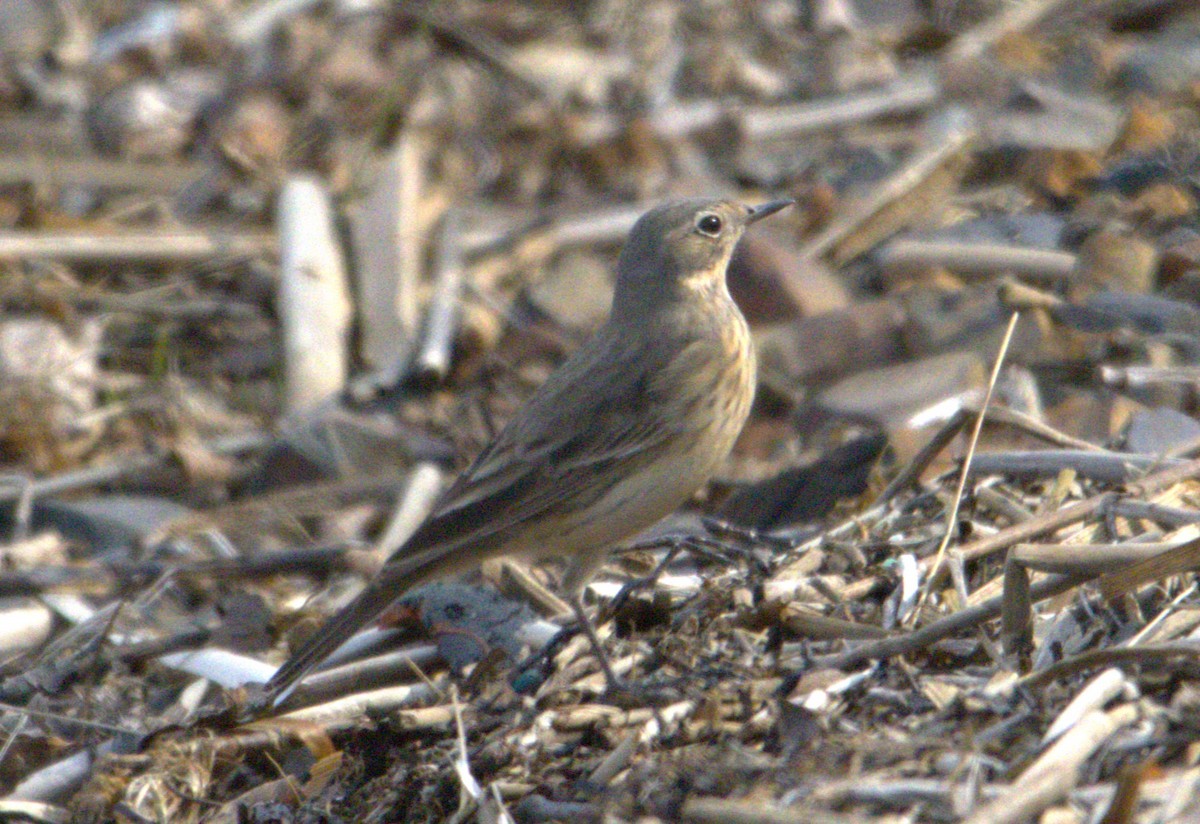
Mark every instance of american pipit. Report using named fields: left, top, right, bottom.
left=259, top=197, right=792, bottom=705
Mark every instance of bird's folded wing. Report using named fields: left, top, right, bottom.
left=391, top=412, right=673, bottom=564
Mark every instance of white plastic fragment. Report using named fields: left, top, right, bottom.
left=7, top=750, right=92, bottom=802
left=0, top=598, right=53, bottom=658
left=157, top=648, right=278, bottom=690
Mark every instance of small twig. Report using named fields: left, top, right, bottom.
left=273, top=655, right=440, bottom=715
left=974, top=404, right=1109, bottom=453
left=0, top=230, right=274, bottom=262
left=1012, top=537, right=1196, bottom=576
left=916, top=311, right=1020, bottom=613
left=447, top=685, right=483, bottom=824
left=277, top=175, right=352, bottom=412
left=588, top=731, right=639, bottom=786
left=349, top=128, right=427, bottom=388
left=0, top=702, right=139, bottom=735
left=962, top=704, right=1140, bottom=824
left=109, top=628, right=212, bottom=663
left=1014, top=642, right=1200, bottom=692
left=372, top=462, right=445, bottom=564
left=0, top=475, right=35, bottom=541
left=622, top=532, right=761, bottom=568
left=1042, top=668, right=1132, bottom=744
left=604, top=544, right=684, bottom=619
left=279, top=691, right=455, bottom=728
left=6, top=749, right=94, bottom=803
left=944, top=0, right=1077, bottom=66
left=1100, top=365, right=1200, bottom=390
left=874, top=408, right=972, bottom=505
left=973, top=485, right=1035, bottom=524
left=397, top=3, right=553, bottom=101
left=0, top=713, right=28, bottom=777
left=812, top=572, right=1090, bottom=671
left=0, top=429, right=266, bottom=506
left=0, top=154, right=209, bottom=191
left=966, top=451, right=1182, bottom=484
left=682, top=795, right=865, bottom=824
left=487, top=784, right=516, bottom=824
left=801, top=108, right=976, bottom=264
left=737, top=69, right=941, bottom=140
left=1095, top=535, right=1200, bottom=602
left=1108, top=499, right=1200, bottom=529
left=458, top=203, right=643, bottom=260
left=414, top=210, right=465, bottom=381
left=878, top=239, right=1076, bottom=281
left=935, top=453, right=1200, bottom=572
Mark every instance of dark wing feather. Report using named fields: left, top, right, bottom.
left=262, top=327, right=683, bottom=703
left=386, top=325, right=679, bottom=561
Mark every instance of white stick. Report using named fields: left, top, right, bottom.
left=350, top=131, right=425, bottom=386
left=277, top=176, right=352, bottom=414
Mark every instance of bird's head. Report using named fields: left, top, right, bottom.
left=612, top=198, right=793, bottom=316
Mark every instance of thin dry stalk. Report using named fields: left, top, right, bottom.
left=916, top=311, right=1021, bottom=616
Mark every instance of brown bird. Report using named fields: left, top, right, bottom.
left=259, top=196, right=792, bottom=706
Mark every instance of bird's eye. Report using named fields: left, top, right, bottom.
left=696, top=213, right=723, bottom=236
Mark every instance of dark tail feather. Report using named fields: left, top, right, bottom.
left=261, top=542, right=465, bottom=706
left=261, top=577, right=399, bottom=705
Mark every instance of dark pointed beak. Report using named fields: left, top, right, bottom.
left=746, top=198, right=795, bottom=224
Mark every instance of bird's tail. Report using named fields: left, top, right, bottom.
left=260, top=576, right=397, bottom=706
left=260, top=542, right=463, bottom=706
